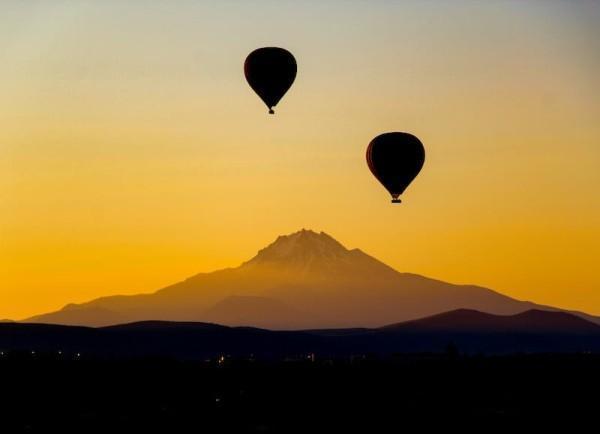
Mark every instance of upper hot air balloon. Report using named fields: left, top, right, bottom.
left=244, top=47, right=297, bottom=114
left=366, top=132, right=425, bottom=203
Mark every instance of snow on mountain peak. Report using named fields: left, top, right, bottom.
left=244, top=229, right=350, bottom=266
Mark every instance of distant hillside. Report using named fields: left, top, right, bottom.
left=25, top=229, right=600, bottom=329
left=383, top=309, right=600, bottom=334
left=4, top=309, right=600, bottom=358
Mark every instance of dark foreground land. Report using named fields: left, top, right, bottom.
left=1, top=353, right=598, bottom=433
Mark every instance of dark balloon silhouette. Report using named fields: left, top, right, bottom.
left=366, top=132, right=425, bottom=203
left=244, top=47, right=297, bottom=114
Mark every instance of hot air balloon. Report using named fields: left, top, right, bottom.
left=244, top=47, right=297, bottom=114
left=366, top=132, right=425, bottom=203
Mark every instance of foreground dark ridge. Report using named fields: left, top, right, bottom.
left=24, top=229, right=600, bottom=328
left=4, top=309, right=600, bottom=359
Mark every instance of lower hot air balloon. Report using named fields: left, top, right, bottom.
left=244, top=47, right=297, bottom=114
left=366, top=132, right=425, bottom=203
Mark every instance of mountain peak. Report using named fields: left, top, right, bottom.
left=243, top=229, right=349, bottom=267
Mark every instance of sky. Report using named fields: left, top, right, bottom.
left=1, top=0, right=599, bottom=320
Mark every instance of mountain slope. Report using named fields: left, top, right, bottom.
left=25, top=229, right=599, bottom=328
left=27, top=304, right=127, bottom=327
left=202, top=296, right=319, bottom=329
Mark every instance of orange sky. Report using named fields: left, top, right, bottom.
left=1, top=1, right=599, bottom=319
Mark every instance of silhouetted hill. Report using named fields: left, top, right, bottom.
left=25, top=229, right=600, bottom=328
left=383, top=309, right=600, bottom=334
left=103, top=320, right=230, bottom=332
left=4, top=309, right=600, bottom=358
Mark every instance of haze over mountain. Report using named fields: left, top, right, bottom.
left=25, top=229, right=598, bottom=329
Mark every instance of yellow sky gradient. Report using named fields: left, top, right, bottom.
left=1, top=1, right=599, bottom=319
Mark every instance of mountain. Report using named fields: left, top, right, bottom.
left=4, top=309, right=600, bottom=358
left=25, top=229, right=599, bottom=328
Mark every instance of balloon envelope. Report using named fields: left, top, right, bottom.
left=244, top=47, right=297, bottom=114
left=366, top=132, right=425, bottom=203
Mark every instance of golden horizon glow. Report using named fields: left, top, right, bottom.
left=1, top=1, right=599, bottom=319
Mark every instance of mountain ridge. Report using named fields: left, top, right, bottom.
left=5, top=309, right=600, bottom=358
